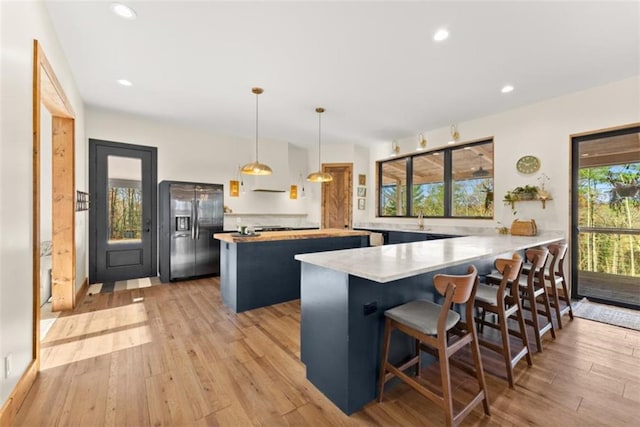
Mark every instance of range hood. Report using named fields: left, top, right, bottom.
left=253, top=187, right=286, bottom=193
left=252, top=171, right=288, bottom=192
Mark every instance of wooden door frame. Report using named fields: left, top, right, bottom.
left=34, top=40, right=78, bottom=315
left=321, top=163, right=353, bottom=229
left=0, top=39, right=78, bottom=426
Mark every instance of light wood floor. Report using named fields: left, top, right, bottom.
left=14, top=277, right=640, bottom=426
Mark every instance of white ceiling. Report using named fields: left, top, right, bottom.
left=44, top=1, right=639, bottom=148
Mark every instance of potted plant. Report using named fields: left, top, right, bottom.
left=512, top=185, right=539, bottom=200
left=495, top=221, right=509, bottom=235
left=503, top=185, right=540, bottom=214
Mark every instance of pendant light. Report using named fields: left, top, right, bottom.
left=307, top=107, right=333, bottom=182
left=241, top=87, right=272, bottom=175
left=471, top=153, right=491, bottom=177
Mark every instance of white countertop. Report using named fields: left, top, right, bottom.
left=295, top=232, right=564, bottom=283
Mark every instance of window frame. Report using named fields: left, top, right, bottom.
left=377, top=138, right=494, bottom=219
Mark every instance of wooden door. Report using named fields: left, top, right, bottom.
left=321, top=163, right=353, bottom=229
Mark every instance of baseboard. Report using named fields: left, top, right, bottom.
left=75, top=276, right=88, bottom=304
left=0, top=360, right=38, bottom=427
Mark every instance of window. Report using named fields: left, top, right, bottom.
left=107, top=155, right=143, bottom=241
left=380, top=158, right=408, bottom=216
left=412, top=152, right=444, bottom=216
left=377, top=139, right=493, bottom=218
left=452, top=143, right=494, bottom=217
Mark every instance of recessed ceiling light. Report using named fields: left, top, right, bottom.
left=433, top=29, right=449, bottom=42
left=501, top=85, right=514, bottom=94
left=111, top=3, right=137, bottom=20
left=117, top=79, right=133, bottom=86
left=447, top=141, right=456, bottom=145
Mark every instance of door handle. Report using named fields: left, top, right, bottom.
left=191, top=203, right=196, bottom=240
left=195, top=200, right=200, bottom=239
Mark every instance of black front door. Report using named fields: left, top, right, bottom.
left=89, top=139, right=157, bottom=283
left=571, top=125, right=640, bottom=309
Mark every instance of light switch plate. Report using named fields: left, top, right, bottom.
left=4, top=354, right=12, bottom=378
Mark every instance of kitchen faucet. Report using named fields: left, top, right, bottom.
left=417, top=210, right=424, bottom=230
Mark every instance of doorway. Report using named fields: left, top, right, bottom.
left=571, top=124, right=640, bottom=309
left=89, top=139, right=158, bottom=283
left=321, top=163, right=353, bottom=229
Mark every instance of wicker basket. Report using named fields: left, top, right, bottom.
left=510, top=219, right=538, bottom=236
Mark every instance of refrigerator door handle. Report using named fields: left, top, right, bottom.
left=195, top=199, right=200, bottom=239
left=191, top=202, right=196, bottom=240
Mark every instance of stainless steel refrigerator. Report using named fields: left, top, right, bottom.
left=159, top=181, right=223, bottom=282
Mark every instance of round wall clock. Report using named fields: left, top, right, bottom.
left=516, top=155, right=541, bottom=174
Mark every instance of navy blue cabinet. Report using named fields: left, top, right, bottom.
left=355, top=229, right=459, bottom=245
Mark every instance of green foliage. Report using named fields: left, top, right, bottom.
left=512, top=185, right=539, bottom=195
left=504, top=185, right=540, bottom=202
left=413, top=183, right=444, bottom=216
left=452, top=179, right=493, bottom=217
left=108, top=186, right=143, bottom=240
left=381, top=185, right=406, bottom=216
left=578, top=163, right=640, bottom=278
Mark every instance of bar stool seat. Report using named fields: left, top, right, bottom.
left=378, top=265, right=490, bottom=427
left=475, top=283, right=502, bottom=306
left=385, top=300, right=460, bottom=335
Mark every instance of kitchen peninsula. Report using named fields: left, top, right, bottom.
left=295, top=232, right=564, bottom=415
left=214, top=229, right=370, bottom=312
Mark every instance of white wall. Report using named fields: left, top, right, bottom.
left=0, top=0, right=86, bottom=405
left=85, top=107, right=313, bottom=229
left=368, top=76, right=640, bottom=235
left=353, top=144, right=370, bottom=225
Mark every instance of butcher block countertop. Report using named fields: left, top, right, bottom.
left=214, top=228, right=370, bottom=243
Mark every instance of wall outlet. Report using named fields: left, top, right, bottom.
left=363, top=301, right=378, bottom=316
left=4, top=354, right=12, bottom=378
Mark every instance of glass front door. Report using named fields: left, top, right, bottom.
left=89, top=139, right=157, bottom=283
left=572, top=126, right=640, bottom=308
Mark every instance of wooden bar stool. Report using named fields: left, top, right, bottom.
left=519, top=248, right=556, bottom=352
left=474, top=255, right=533, bottom=388
left=523, top=243, right=574, bottom=329
left=378, top=266, right=490, bottom=427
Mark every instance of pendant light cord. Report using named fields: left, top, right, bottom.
left=255, top=92, right=259, bottom=162
left=317, top=111, right=322, bottom=169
